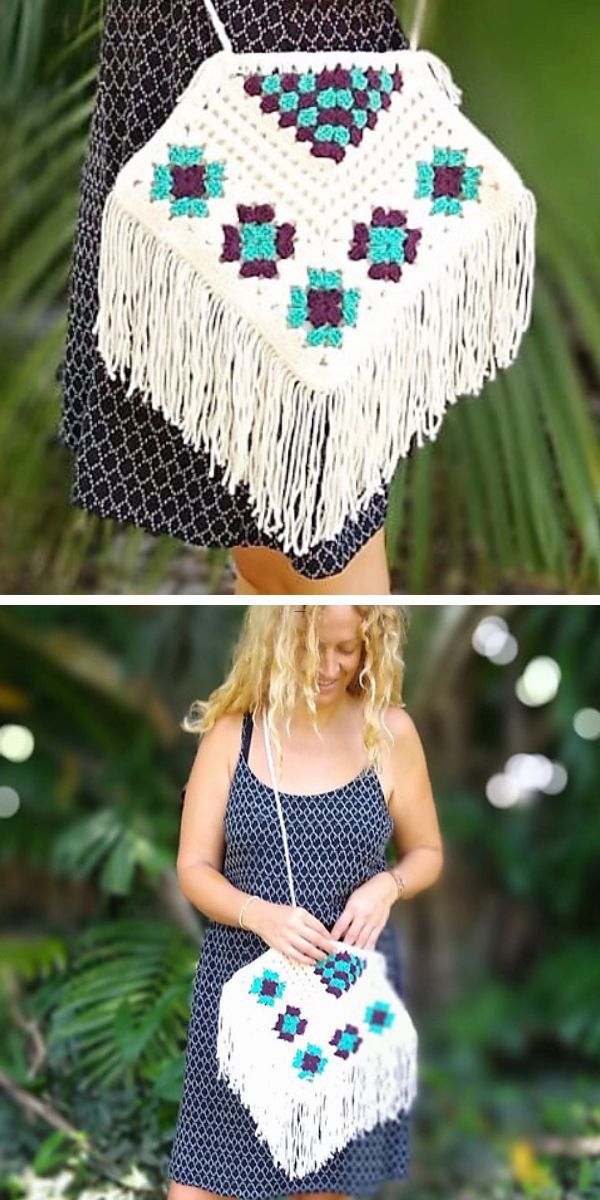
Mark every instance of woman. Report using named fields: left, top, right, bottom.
left=167, top=604, right=443, bottom=1198
left=56, top=1, right=411, bottom=595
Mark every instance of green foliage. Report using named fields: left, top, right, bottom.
left=0, top=935, right=68, bottom=987
left=427, top=605, right=600, bottom=931
left=31, top=919, right=196, bottom=1091
left=52, top=810, right=172, bottom=893
left=0, top=919, right=194, bottom=1194
left=385, top=0, right=600, bottom=591
left=0, top=605, right=244, bottom=887
left=522, top=941, right=600, bottom=1060
left=1, top=1083, right=169, bottom=1199
left=426, top=939, right=600, bottom=1068
left=403, top=1023, right=600, bottom=1199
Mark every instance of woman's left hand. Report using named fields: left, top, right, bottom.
left=329, top=872, right=395, bottom=950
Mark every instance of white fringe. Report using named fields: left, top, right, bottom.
left=94, top=179, right=536, bottom=556
left=215, top=954, right=418, bottom=1179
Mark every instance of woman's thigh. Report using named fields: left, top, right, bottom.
left=232, top=528, right=390, bottom=595
left=290, top=1193, right=351, bottom=1200
left=167, top=1184, right=236, bottom=1200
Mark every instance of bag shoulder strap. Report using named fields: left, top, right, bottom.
left=262, top=712, right=298, bottom=910
left=202, top=0, right=233, bottom=53
left=409, top=0, right=428, bottom=50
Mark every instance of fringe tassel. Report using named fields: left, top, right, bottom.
left=94, top=179, right=536, bottom=558
left=216, top=974, right=418, bottom=1179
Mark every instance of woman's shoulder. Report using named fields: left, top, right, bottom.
left=379, top=704, right=424, bottom=759
left=181, top=711, right=250, bottom=803
left=381, top=703, right=416, bottom=737
left=201, top=709, right=248, bottom=751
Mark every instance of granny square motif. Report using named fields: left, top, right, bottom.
left=242, top=62, right=405, bottom=163
left=94, top=46, right=536, bottom=557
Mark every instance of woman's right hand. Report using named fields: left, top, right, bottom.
left=247, top=900, right=337, bottom=965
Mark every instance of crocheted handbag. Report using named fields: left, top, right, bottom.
left=94, top=0, right=536, bottom=557
left=215, top=712, right=418, bottom=1179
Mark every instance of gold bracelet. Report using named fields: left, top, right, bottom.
left=386, top=867, right=406, bottom=900
left=239, top=894, right=260, bottom=929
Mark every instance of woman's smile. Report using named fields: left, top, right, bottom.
left=317, top=676, right=342, bottom=691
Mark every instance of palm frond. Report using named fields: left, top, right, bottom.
left=37, top=920, right=197, bottom=1090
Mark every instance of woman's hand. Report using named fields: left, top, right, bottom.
left=249, top=900, right=338, bottom=965
left=329, top=873, right=395, bottom=950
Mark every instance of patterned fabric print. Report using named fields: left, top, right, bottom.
left=221, top=203, right=295, bottom=277
left=416, top=146, right=483, bottom=215
left=56, top=0, right=409, bottom=580
left=288, top=268, right=360, bottom=347
left=243, top=62, right=404, bottom=163
left=350, top=206, right=422, bottom=281
left=150, top=143, right=225, bottom=217
left=166, top=712, right=411, bottom=1197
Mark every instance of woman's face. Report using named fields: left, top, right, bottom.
left=312, top=606, right=364, bottom=705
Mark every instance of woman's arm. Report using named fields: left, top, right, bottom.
left=329, top=706, right=443, bottom=948
left=382, top=705, right=444, bottom=902
left=176, top=714, right=267, bottom=930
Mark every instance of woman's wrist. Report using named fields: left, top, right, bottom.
left=239, top=894, right=268, bottom=934
left=383, top=865, right=406, bottom=904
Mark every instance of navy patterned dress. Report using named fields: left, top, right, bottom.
left=56, top=0, right=410, bottom=581
left=166, top=712, right=411, bottom=1197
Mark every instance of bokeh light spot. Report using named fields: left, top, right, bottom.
left=0, top=723, right=35, bottom=762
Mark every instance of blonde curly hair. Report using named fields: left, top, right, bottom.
left=182, top=606, right=408, bottom=769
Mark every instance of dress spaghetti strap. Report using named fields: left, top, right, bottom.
left=179, top=711, right=254, bottom=812
left=240, top=711, right=254, bottom=763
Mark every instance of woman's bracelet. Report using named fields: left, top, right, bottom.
left=239, top=894, right=260, bottom=929
left=386, top=866, right=406, bottom=901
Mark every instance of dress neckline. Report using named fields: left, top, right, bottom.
left=237, top=748, right=391, bottom=814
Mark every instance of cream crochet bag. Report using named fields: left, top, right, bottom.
left=94, top=0, right=536, bottom=557
left=215, top=713, right=418, bottom=1179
